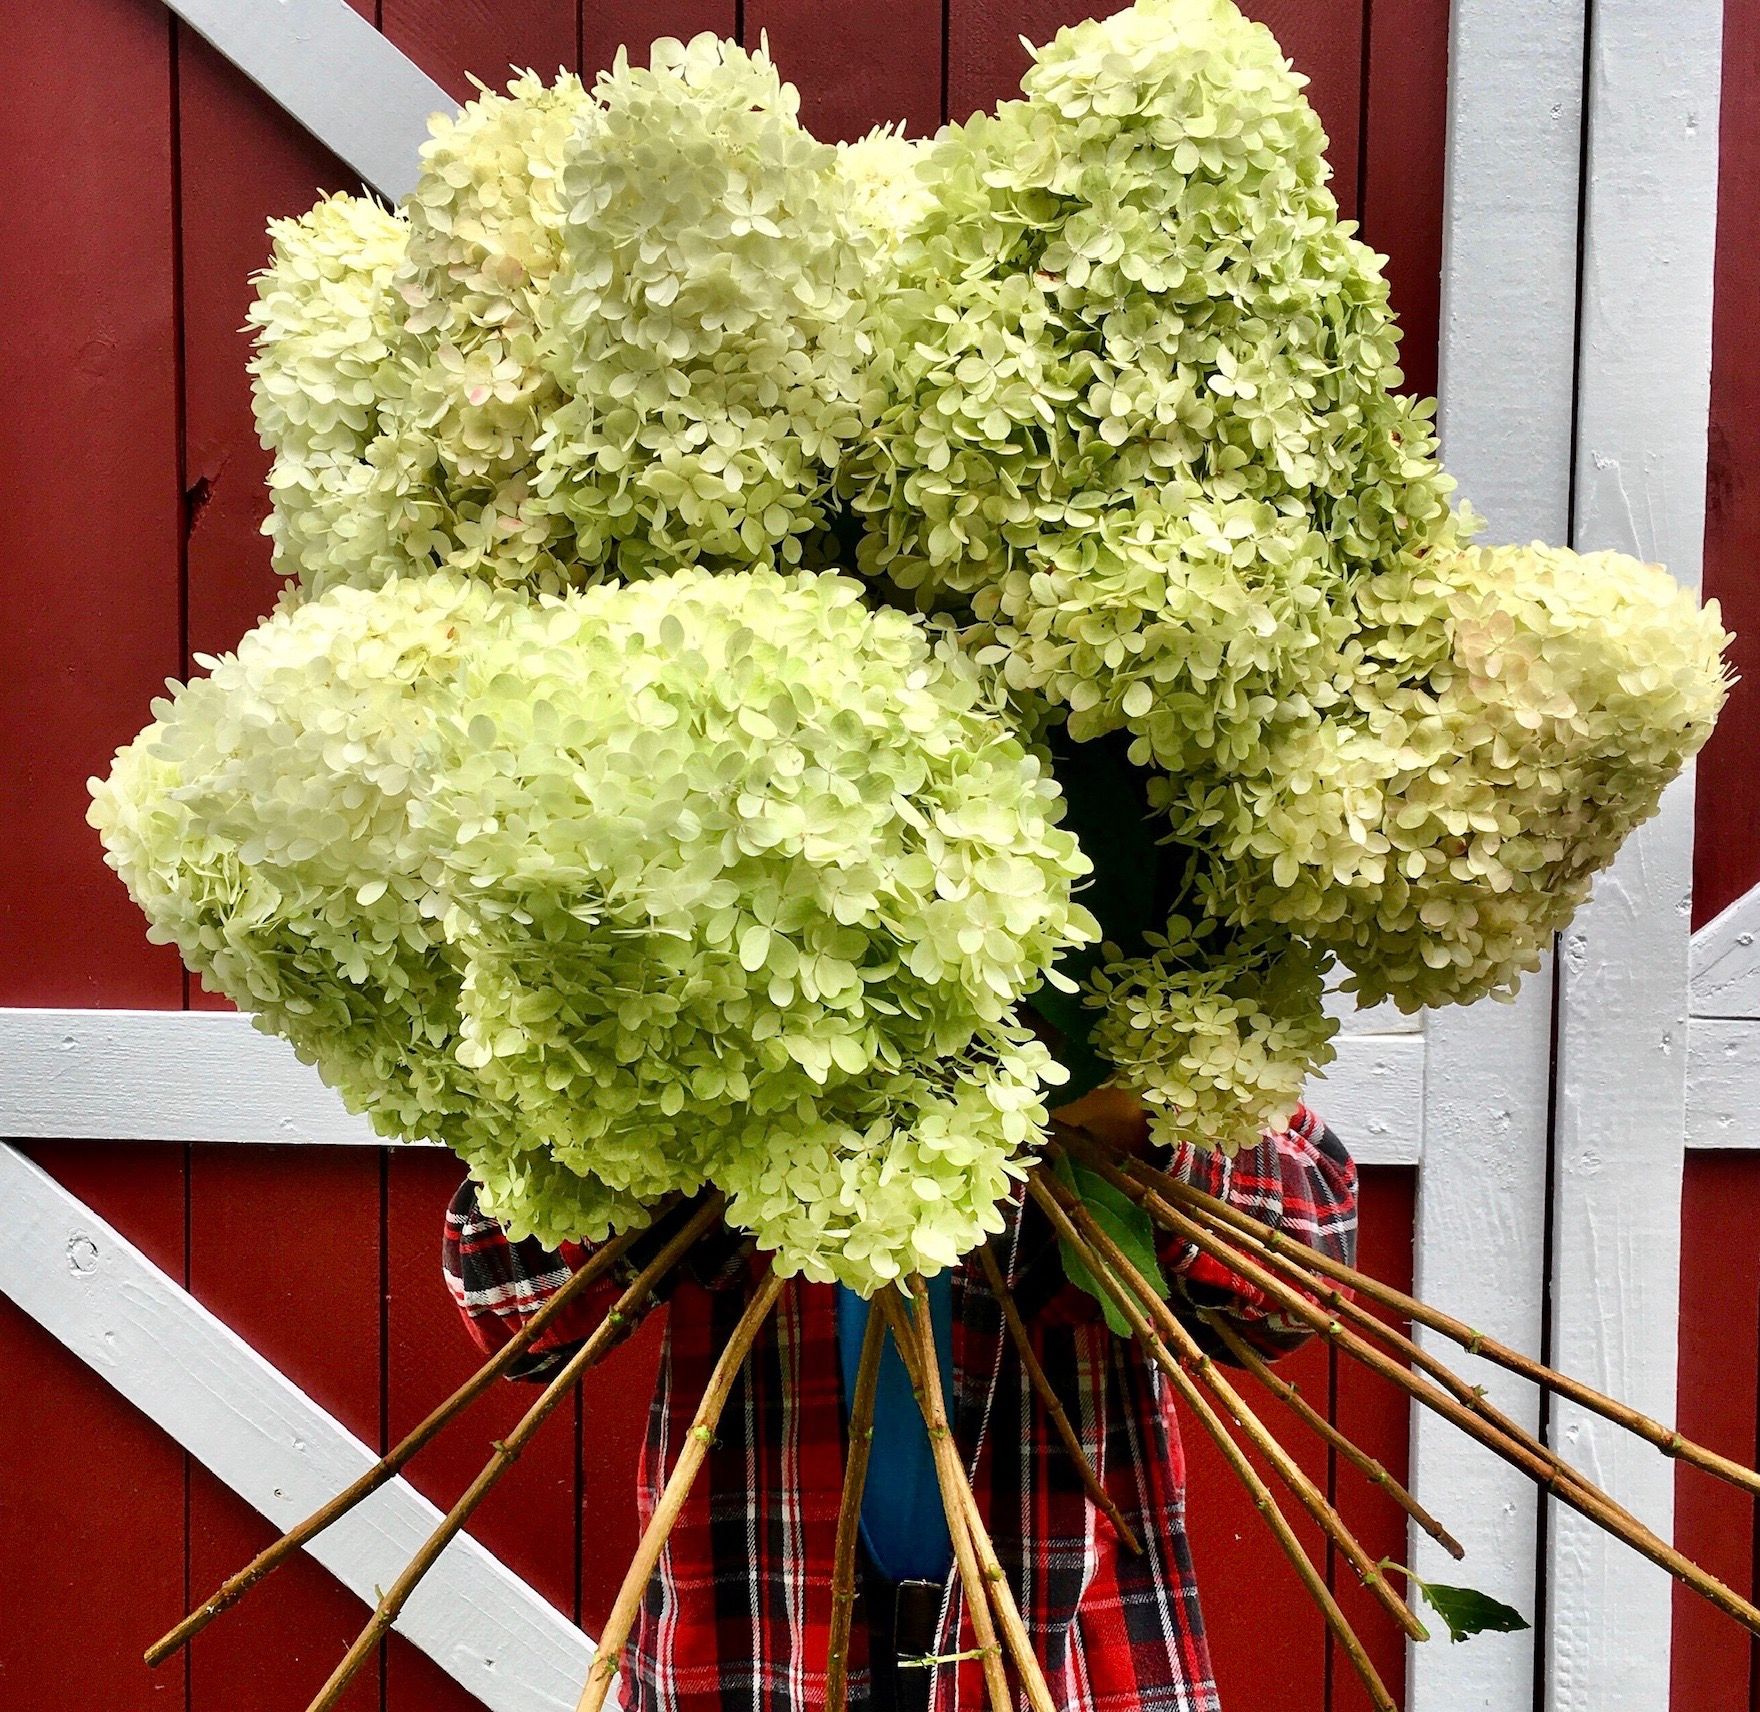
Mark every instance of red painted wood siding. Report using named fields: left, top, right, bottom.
left=1697, top=0, right=1760, bottom=927
left=1674, top=12, right=1760, bottom=1694
left=0, top=2, right=1446, bottom=1707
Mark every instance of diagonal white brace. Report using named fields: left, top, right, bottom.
left=164, top=0, right=453, bottom=199
left=0, top=1142, right=593, bottom=1710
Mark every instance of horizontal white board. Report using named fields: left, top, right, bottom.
left=0, top=1007, right=1423, bottom=1165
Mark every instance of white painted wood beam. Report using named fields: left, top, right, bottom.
left=1547, top=3, right=1724, bottom=1708
left=0, top=1007, right=1424, bottom=1167
left=1405, top=1, right=1589, bottom=1704
left=1690, top=885, right=1760, bottom=1019
left=1684, top=1017, right=1760, bottom=1150
left=164, top=0, right=452, bottom=200
left=0, top=1142, right=594, bottom=1709
left=0, top=1007, right=387, bottom=1146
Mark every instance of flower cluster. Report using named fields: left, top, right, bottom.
left=249, top=41, right=880, bottom=603
left=105, top=0, right=1731, bottom=1258
left=1188, top=543, right=1734, bottom=1011
left=247, top=192, right=409, bottom=595
left=91, top=569, right=1094, bottom=1285
left=535, top=35, right=875, bottom=577
left=1089, top=920, right=1337, bottom=1152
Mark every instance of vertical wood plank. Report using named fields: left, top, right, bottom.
left=382, top=0, right=578, bottom=105
left=1671, top=1153, right=1760, bottom=1712
left=1693, top=0, right=1760, bottom=927
left=382, top=1148, right=579, bottom=1712
left=0, top=1145, right=188, bottom=1710
left=1550, top=1, right=1723, bottom=1705
left=746, top=0, right=942, bottom=139
left=1328, top=1168, right=1417, bottom=1711
left=177, top=25, right=355, bottom=675
left=1414, top=3, right=1590, bottom=1702
left=1184, top=1337, right=1334, bottom=1709
left=581, top=3, right=738, bottom=79
left=1359, top=0, right=1450, bottom=401
left=185, top=1146, right=384, bottom=1712
left=0, top=0, right=183, bottom=1007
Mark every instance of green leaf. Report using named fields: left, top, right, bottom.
left=1051, top=1154, right=1169, bottom=1337
left=1393, top=1566, right=1529, bottom=1645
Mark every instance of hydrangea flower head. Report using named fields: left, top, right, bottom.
left=105, top=0, right=1733, bottom=1253
left=91, top=568, right=1096, bottom=1286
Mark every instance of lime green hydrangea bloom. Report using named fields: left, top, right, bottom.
left=853, top=0, right=1458, bottom=627
left=247, top=192, right=410, bottom=595
left=1088, top=920, right=1336, bottom=1152
left=154, top=0, right=1734, bottom=1209
left=385, top=69, right=595, bottom=591
left=1173, top=543, right=1734, bottom=1011
left=534, top=35, right=874, bottom=578
left=91, top=567, right=1095, bottom=1285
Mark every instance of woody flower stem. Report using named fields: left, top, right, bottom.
left=299, top=1198, right=728, bottom=1712
left=826, top=1307, right=887, bottom=1712
left=1030, top=1172, right=1426, bottom=1643
left=1198, top=1310, right=1465, bottom=1562
left=1125, top=1148, right=1760, bottom=1504
left=976, top=1242, right=1144, bottom=1556
left=874, top=1287, right=1016, bottom=1712
left=902, top=1276, right=1061, bottom=1712
left=1024, top=1174, right=1400, bottom=1712
left=1098, top=1155, right=1760, bottom=1638
left=577, top=1267, right=786, bottom=1712
left=145, top=1210, right=680, bottom=1668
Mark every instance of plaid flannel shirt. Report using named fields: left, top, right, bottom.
left=443, top=1106, right=1357, bottom=1712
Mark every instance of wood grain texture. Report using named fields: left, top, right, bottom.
left=1690, top=886, right=1760, bottom=1020
left=1413, top=7, right=1586, bottom=1707
left=747, top=0, right=942, bottom=138
left=1551, top=0, right=1723, bottom=1702
left=163, top=0, right=451, bottom=200
left=177, top=26, right=351, bottom=674
left=0, top=1144, right=188, bottom=1711
left=1695, top=0, right=1760, bottom=927
left=1671, top=1152, right=1760, bottom=1712
left=186, top=1147, right=385, bottom=1711
left=0, top=0, right=183, bottom=1007
left=1360, top=0, right=1449, bottom=401
left=1684, top=1017, right=1760, bottom=1151
left=383, top=0, right=577, bottom=104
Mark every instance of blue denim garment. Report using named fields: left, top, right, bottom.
left=834, top=1272, right=956, bottom=1584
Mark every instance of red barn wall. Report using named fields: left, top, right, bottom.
left=0, top=2, right=1447, bottom=1708
left=1670, top=6, right=1760, bottom=1711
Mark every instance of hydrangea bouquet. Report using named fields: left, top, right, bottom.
left=101, top=4, right=1753, bottom=1708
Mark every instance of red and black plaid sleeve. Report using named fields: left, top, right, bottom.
left=441, top=1179, right=615, bottom=1379
left=1165, top=1102, right=1358, bottom=1360
left=442, top=1182, right=756, bottom=1380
